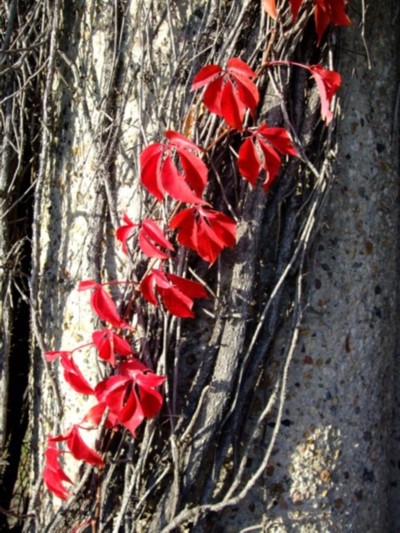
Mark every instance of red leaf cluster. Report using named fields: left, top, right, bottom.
left=170, top=206, right=236, bottom=264
left=192, top=58, right=259, bottom=129
left=116, top=213, right=174, bottom=258
left=262, top=0, right=351, bottom=44
left=95, top=359, right=166, bottom=436
left=238, top=124, right=298, bottom=191
left=140, top=130, right=207, bottom=203
left=141, top=269, right=208, bottom=318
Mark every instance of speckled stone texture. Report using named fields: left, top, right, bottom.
left=216, top=2, right=400, bottom=531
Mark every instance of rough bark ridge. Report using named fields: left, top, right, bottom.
left=0, top=1, right=397, bottom=532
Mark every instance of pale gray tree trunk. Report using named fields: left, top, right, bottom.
left=0, top=1, right=398, bottom=532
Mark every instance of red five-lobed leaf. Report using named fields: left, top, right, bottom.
left=140, top=130, right=207, bottom=203
left=238, top=124, right=298, bottom=191
left=192, top=58, right=259, bottom=130
left=43, top=439, right=73, bottom=500
left=92, top=328, right=133, bottom=367
left=78, top=280, right=128, bottom=329
left=95, top=359, right=165, bottom=437
left=170, top=206, right=236, bottom=264
left=141, top=269, right=208, bottom=318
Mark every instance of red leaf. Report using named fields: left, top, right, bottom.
left=203, top=77, right=224, bottom=116
left=139, top=132, right=207, bottom=203
left=116, top=212, right=137, bottom=254
left=221, top=79, right=245, bottom=130
left=140, top=269, right=208, bottom=318
left=237, top=137, right=261, bottom=185
left=91, top=285, right=126, bottom=328
left=314, top=0, right=351, bottom=44
left=139, top=219, right=174, bottom=259
left=258, top=139, right=282, bottom=191
left=191, top=64, right=222, bottom=90
left=59, top=353, right=94, bottom=395
left=192, top=58, right=259, bottom=129
left=170, top=207, right=236, bottom=264
left=226, top=58, right=257, bottom=79
left=308, top=64, right=341, bottom=123
left=92, top=328, right=133, bottom=366
left=140, top=145, right=164, bottom=200
left=262, top=0, right=277, bottom=19
left=79, top=280, right=127, bottom=328
left=238, top=124, right=297, bottom=189
left=95, top=360, right=165, bottom=436
left=43, top=439, right=73, bottom=500
left=66, top=426, right=104, bottom=467
left=165, top=130, right=203, bottom=152
left=161, top=155, right=204, bottom=204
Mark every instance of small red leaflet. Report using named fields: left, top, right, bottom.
left=78, top=280, right=128, bottom=329
left=140, top=130, right=207, bottom=203
left=58, top=352, right=94, bottom=395
left=43, top=439, right=73, bottom=500
left=192, top=58, right=259, bottom=130
left=116, top=213, right=174, bottom=259
left=238, top=124, right=298, bottom=192
left=141, top=269, right=208, bottom=318
left=92, top=328, right=133, bottom=367
left=95, top=359, right=165, bottom=437
left=50, top=425, right=104, bottom=467
left=266, top=61, right=341, bottom=124
left=170, top=206, right=236, bottom=264
left=308, top=64, right=341, bottom=123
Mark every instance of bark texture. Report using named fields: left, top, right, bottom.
left=0, top=1, right=398, bottom=532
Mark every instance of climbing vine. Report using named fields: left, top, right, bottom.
left=41, top=0, right=351, bottom=530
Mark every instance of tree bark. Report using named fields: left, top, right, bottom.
left=0, top=1, right=398, bottom=532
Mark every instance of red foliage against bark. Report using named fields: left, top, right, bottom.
left=44, top=1, right=349, bottom=500
left=116, top=213, right=174, bottom=259
left=140, top=130, right=207, bottom=203
left=262, top=0, right=351, bottom=44
left=238, top=124, right=298, bottom=191
left=95, top=359, right=166, bottom=437
left=192, top=58, right=259, bottom=129
left=170, top=206, right=236, bottom=264
left=141, top=269, right=208, bottom=318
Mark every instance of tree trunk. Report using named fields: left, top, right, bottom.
left=0, top=1, right=398, bottom=532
